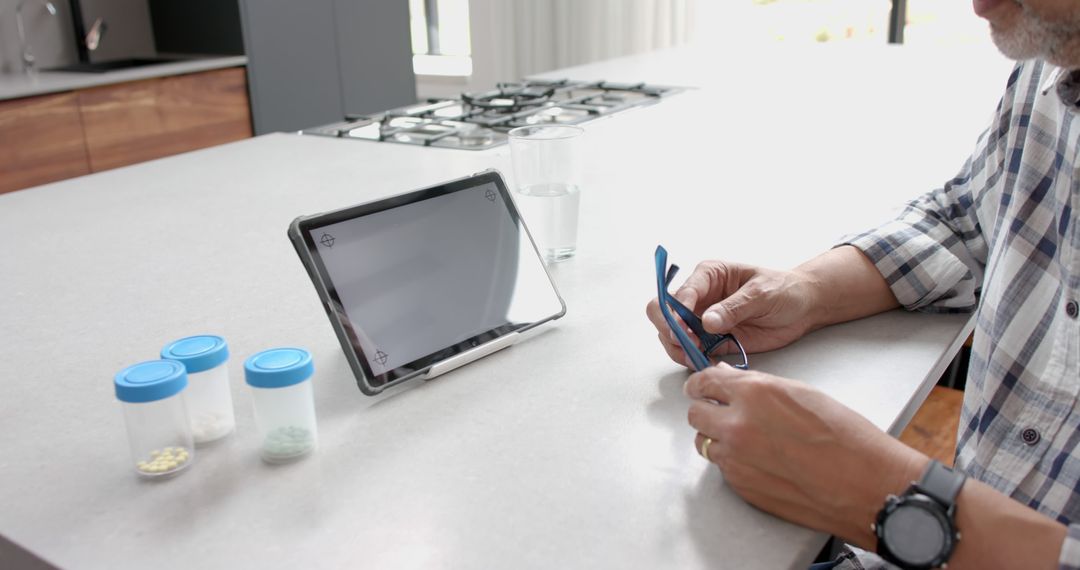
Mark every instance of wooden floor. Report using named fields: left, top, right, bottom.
left=899, top=386, right=965, bottom=467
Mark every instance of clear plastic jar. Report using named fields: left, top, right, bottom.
left=114, top=360, right=195, bottom=478
left=161, top=335, right=235, bottom=445
left=244, top=347, right=318, bottom=463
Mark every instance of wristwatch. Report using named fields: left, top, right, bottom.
left=873, top=460, right=966, bottom=569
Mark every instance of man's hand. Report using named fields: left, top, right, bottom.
left=645, top=260, right=821, bottom=368
left=686, top=363, right=927, bottom=548
left=645, top=246, right=901, bottom=369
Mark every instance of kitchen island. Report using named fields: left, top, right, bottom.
left=0, top=44, right=1014, bottom=569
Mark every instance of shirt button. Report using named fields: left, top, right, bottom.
left=1022, top=428, right=1041, bottom=446
left=1067, top=300, right=1079, bottom=319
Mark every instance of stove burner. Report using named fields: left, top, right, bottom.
left=457, top=127, right=496, bottom=147
left=303, top=78, right=684, bottom=150
left=462, top=83, right=557, bottom=113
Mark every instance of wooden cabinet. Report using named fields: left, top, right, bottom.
left=0, top=67, right=252, bottom=194
left=0, top=92, right=92, bottom=194
left=79, top=68, right=252, bottom=172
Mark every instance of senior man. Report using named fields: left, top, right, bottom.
left=647, top=0, right=1080, bottom=568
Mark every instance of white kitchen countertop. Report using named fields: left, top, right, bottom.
left=0, top=43, right=1015, bottom=569
left=0, top=55, right=247, bottom=101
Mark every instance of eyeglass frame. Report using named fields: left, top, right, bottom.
left=654, top=245, right=749, bottom=372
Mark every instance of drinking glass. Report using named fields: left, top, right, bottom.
left=508, top=124, right=584, bottom=262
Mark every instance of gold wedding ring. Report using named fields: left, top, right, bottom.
left=700, top=436, right=713, bottom=462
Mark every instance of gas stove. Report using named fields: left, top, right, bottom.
left=301, top=78, right=683, bottom=150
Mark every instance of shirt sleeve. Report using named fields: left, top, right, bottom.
left=1059, top=524, right=1080, bottom=570
left=838, top=63, right=1024, bottom=314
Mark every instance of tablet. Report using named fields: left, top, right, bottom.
left=288, top=170, right=566, bottom=395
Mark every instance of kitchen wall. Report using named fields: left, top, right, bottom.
left=0, top=0, right=154, bottom=74
left=469, top=0, right=694, bottom=89
left=413, top=0, right=694, bottom=99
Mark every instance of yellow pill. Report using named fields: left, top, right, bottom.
left=150, top=450, right=161, bottom=457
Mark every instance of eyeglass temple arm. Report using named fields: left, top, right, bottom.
left=663, top=263, right=749, bottom=370
left=658, top=260, right=710, bottom=371
left=663, top=265, right=732, bottom=352
left=658, top=248, right=749, bottom=371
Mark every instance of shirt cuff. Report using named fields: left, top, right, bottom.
left=838, top=215, right=980, bottom=314
left=1059, top=524, right=1080, bottom=570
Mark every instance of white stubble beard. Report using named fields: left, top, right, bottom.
left=991, top=2, right=1080, bottom=67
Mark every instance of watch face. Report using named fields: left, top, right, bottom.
left=882, top=503, right=947, bottom=566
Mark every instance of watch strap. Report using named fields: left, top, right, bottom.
left=915, top=460, right=966, bottom=506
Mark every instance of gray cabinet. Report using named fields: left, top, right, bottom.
left=239, top=0, right=417, bottom=134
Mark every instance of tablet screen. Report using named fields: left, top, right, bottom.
left=295, top=172, right=565, bottom=391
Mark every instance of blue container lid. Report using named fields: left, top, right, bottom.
left=244, top=348, right=313, bottom=389
left=115, top=360, right=188, bottom=403
left=161, top=335, right=229, bottom=374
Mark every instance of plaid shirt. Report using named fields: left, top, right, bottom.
left=843, top=59, right=1080, bottom=568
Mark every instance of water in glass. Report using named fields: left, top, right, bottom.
left=516, top=182, right=580, bottom=262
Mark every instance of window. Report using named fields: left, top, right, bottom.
left=903, top=0, right=996, bottom=47
left=409, top=0, right=472, bottom=76
left=701, top=0, right=993, bottom=46
left=710, top=0, right=892, bottom=43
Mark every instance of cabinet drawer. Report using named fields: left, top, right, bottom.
left=79, top=67, right=253, bottom=172
left=0, top=92, right=91, bottom=194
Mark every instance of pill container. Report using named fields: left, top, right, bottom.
left=244, top=347, right=318, bottom=463
left=114, top=360, right=195, bottom=478
left=161, top=335, right=234, bottom=445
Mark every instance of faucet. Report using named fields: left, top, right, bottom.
left=15, top=0, right=58, bottom=75
left=85, top=17, right=106, bottom=52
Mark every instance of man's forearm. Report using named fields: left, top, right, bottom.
left=794, top=245, right=901, bottom=330
left=945, top=478, right=1068, bottom=569
left=846, top=443, right=1068, bottom=568
left=845, top=443, right=1067, bottom=568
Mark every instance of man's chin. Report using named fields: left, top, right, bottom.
left=988, top=7, right=1080, bottom=68
left=995, top=34, right=1080, bottom=68
left=990, top=26, right=1042, bottom=61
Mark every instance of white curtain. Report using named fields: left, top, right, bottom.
left=468, top=0, right=695, bottom=88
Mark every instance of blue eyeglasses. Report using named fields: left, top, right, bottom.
left=655, top=245, right=749, bottom=372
